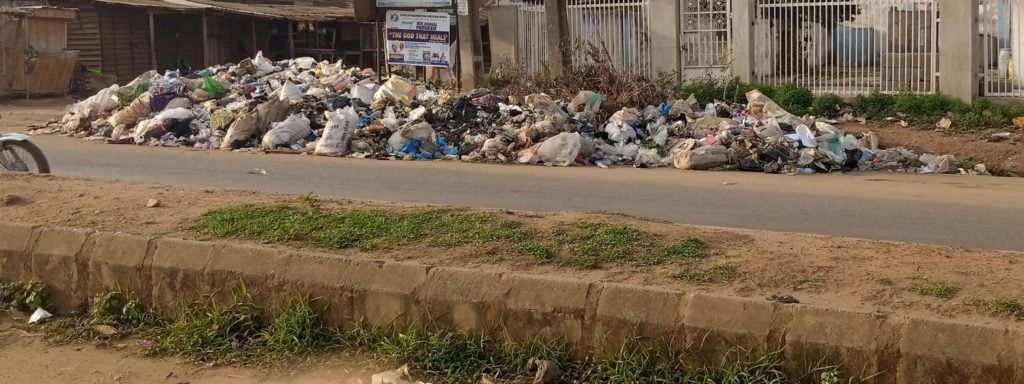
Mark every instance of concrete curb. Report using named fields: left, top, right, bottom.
left=1, top=223, right=1021, bottom=383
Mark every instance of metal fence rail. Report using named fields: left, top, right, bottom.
left=680, top=0, right=732, bottom=79
left=515, top=1, right=548, bottom=73
left=566, top=0, right=652, bottom=77
left=980, top=0, right=1024, bottom=98
left=753, top=0, right=939, bottom=96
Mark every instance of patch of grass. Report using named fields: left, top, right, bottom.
left=0, top=280, right=49, bottom=311
left=518, top=241, right=555, bottom=263
left=199, top=205, right=531, bottom=251
left=671, top=263, right=739, bottom=284
left=656, top=237, right=708, bottom=261
left=989, top=297, right=1023, bottom=319
left=811, top=93, right=843, bottom=117
left=773, top=83, right=816, bottom=116
left=558, top=222, right=655, bottom=269
left=151, top=288, right=264, bottom=363
left=913, top=281, right=958, bottom=300
left=31, top=280, right=862, bottom=384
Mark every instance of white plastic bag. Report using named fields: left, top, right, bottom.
left=261, top=114, right=312, bottom=150
left=535, top=132, right=581, bottom=166
left=374, top=75, right=416, bottom=107
left=280, top=80, right=304, bottom=101
left=795, top=125, right=817, bottom=147
left=315, top=107, right=358, bottom=156
left=352, top=84, right=375, bottom=105
left=292, top=57, right=317, bottom=70
left=604, top=108, right=640, bottom=143
left=253, top=50, right=275, bottom=74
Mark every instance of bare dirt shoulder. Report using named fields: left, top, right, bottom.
left=2, top=173, right=1022, bottom=331
left=0, top=317, right=380, bottom=384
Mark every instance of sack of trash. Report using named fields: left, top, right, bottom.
left=673, top=144, right=730, bottom=170
left=314, top=107, right=358, bottom=156
left=535, top=132, right=581, bottom=166
left=261, top=114, right=312, bottom=150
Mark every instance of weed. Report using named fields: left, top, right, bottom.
left=655, top=237, right=708, bottom=262
left=0, top=280, right=49, bottom=311
left=199, top=205, right=531, bottom=251
left=671, top=263, right=739, bottom=284
left=518, top=241, right=555, bottom=263
left=773, top=84, right=815, bottom=116
left=559, top=222, right=654, bottom=269
left=295, top=193, right=321, bottom=210
left=811, top=93, right=843, bottom=117
left=90, top=291, right=162, bottom=331
left=258, top=296, right=331, bottom=356
left=913, top=282, right=958, bottom=300
left=989, top=297, right=1023, bottom=319
left=152, top=289, right=263, bottom=363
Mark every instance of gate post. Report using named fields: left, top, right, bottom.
left=650, top=0, right=679, bottom=77
left=730, top=0, right=755, bottom=83
left=488, top=5, right=520, bottom=69
left=938, top=0, right=979, bottom=101
left=545, top=0, right=569, bottom=76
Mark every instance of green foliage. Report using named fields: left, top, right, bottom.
left=258, top=296, right=331, bottom=355
left=153, top=289, right=263, bottom=363
left=0, top=280, right=49, bottom=311
left=811, top=93, right=843, bottom=117
left=989, top=297, right=1023, bottom=319
left=914, top=282, right=958, bottom=300
left=517, top=241, right=555, bottom=263
left=773, top=83, right=816, bottom=115
left=671, top=263, right=740, bottom=284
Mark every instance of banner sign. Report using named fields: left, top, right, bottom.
left=377, top=0, right=452, bottom=8
left=385, top=11, right=451, bottom=68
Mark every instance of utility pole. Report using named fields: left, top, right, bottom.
left=457, top=0, right=484, bottom=90
left=544, top=0, right=569, bottom=76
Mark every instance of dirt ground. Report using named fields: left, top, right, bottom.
left=0, top=317, right=382, bottom=384
left=2, top=173, right=1022, bottom=331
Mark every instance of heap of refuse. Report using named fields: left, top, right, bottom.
left=39, top=52, right=979, bottom=175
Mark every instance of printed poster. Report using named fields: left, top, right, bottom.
left=377, top=0, right=452, bottom=7
left=385, top=11, right=452, bottom=68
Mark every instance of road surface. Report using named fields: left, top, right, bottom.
left=21, top=134, right=1024, bottom=251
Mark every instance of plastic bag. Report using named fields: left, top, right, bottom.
left=253, top=51, right=274, bottom=74
left=352, top=84, right=375, bottom=105
left=526, top=93, right=569, bottom=122
left=256, top=96, right=289, bottom=134
left=292, top=57, right=317, bottom=70
left=920, top=154, right=957, bottom=174
left=604, top=108, right=640, bottom=143
left=673, top=145, right=730, bottom=170
left=280, top=80, right=304, bottom=101
left=387, top=122, right=436, bottom=152
left=634, top=147, right=666, bottom=168
left=746, top=90, right=803, bottom=127
left=373, top=75, right=416, bottom=108
left=569, top=91, right=605, bottom=113
left=795, top=125, right=817, bottom=147
left=315, top=107, right=358, bottom=156
left=261, top=114, right=311, bottom=150
left=202, top=75, right=224, bottom=97
left=535, top=132, right=581, bottom=166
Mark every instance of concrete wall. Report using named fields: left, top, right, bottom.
left=2, top=222, right=1022, bottom=383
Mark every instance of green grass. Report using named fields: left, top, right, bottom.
left=989, top=297, right=1023, bottom=319
left=199, top=204, right=531, bottom=251
left=518, top=241, right=555, bottom=263
left=200, top=202, right=712, bottom=270
left=914, top=282, right=958, bottom=300
left=27, top=281, right=861, bottom=384
left=671, top=263, right=739, bottom=284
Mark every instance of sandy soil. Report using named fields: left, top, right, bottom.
left=0, top=317, right=382, bottom=384
left=2, top=173, right=1022, bottom=331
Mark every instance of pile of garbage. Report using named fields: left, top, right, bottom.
left=38, top=52, right=981, bottom=175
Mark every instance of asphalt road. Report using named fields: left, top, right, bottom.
left=22, top=134, right=1024, bottom=251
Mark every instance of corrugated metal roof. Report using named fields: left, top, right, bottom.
left=90, top=0, right=355, bottom=21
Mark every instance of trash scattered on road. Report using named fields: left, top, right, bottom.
left=371, top=365, right=430, bottom=384
left=92, top=324, right=119, bottom=336
left=146, top=198, right=161, bottom=208
left=28, top=307, right=52, bottom=324
left=767, top=294, right=800, bottom=304
left=527, top=358, right=561, bottom=384
left=247, top=168, right=267, bottom=175
left=34, top=53, right=985, bottom=175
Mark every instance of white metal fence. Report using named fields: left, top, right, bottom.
left=753, top=0, right=939, bottom=96
left=680, top=0, right=732, bottom=79
left=980, top=0, right=1024, bottom=98
left=566, top=0, right=653, bottom=77
left=516, top=1, right=548, bottom=73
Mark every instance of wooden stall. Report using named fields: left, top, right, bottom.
left=1, top=6, right=78, bottom=96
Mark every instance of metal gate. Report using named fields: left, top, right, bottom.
left=516, top=1, right=548, bottom=73
left=753, top=0, right=939, bottom=96
left=980, top=0, right=1024, bottom=98
left=566, top=0, right=652, bottom=77
left=680, top=0, right=732, bottom=80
